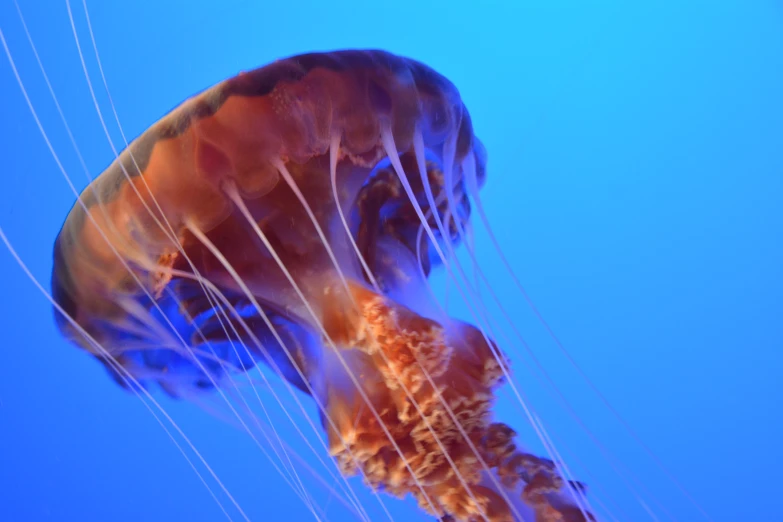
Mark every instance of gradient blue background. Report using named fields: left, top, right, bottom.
left=1, top=1, right=781, bottom=521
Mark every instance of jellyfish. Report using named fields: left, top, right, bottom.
left=51, top=49, right=592, bottom=522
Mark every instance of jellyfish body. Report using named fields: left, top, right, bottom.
left=51, top=50, right=591, bottom=522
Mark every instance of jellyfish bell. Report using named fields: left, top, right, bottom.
left=51, top=49, right=592, bottom=521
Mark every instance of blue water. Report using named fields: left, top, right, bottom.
left=0, top=1, right=781, bottom=521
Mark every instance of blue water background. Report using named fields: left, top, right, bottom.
left=0, top=1, right=781, bottom=521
